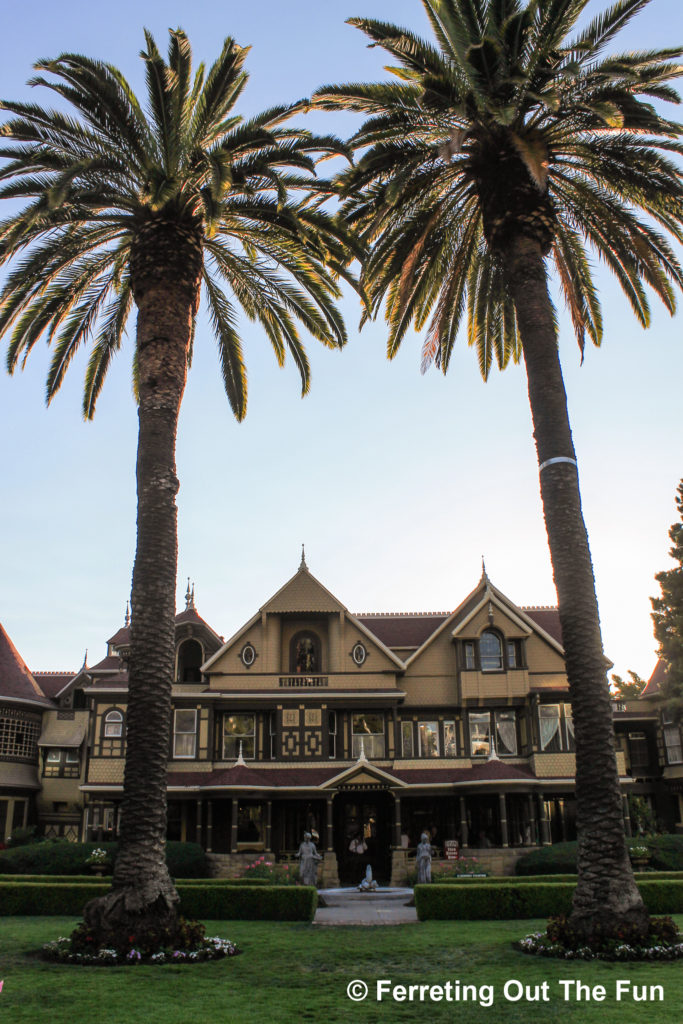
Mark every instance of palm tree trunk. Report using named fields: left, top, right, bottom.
left=83, top=280, right=194, bottom=939
left=503, top=235, right=648, bottom=940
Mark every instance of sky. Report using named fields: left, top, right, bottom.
left=0, top=0, right=681, bottom=682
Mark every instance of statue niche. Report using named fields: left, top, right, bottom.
left=290, top=631, right=321, bottom=674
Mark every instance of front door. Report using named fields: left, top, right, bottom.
left=334, top=790, right=393, bottom=886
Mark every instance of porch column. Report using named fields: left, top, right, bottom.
left=206, top=800, right=213, bottom=853
left=537, top=793, right=551, bottom=846
left=196, top=800, right=203, bottom=846
left=393, top=794, right=402, bottom=847
left=266, top=800, right=273, bottom=851
left=498, top=793, right=509, bottom=848
left=459, top=796, right=468, bottom=848
left=230, top=797, right=239, bottom=853
left=526, top=794, right=536, bottom=845
left=326, top=797, right=334, bottom=852
left=622, top=795, right=632, bottom=837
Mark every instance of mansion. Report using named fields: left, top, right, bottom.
left=1, top=556, right=682, bottom=883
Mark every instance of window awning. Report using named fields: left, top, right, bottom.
left=37, top=719, right=87, bottom=748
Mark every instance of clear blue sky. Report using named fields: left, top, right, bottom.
left=1, top=0, right=681, bottom=682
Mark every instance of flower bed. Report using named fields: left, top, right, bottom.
left=518, top=915, right=683, bottom=961
left=43, top=934, right=240, bottom=966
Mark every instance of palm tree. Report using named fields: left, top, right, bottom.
left=0, top=29, right=354, bottom=942
left=314, top=0, right=683, bottom=940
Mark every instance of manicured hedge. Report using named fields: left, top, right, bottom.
left=0, top=841, right=209, bottom=878
left=178, top=884, right=317, bottom=921
left=0, top=882, right=317, bottom=920
left=515, top=835, right=683, bottom=875
left=414, top=880, right=683, bottom=920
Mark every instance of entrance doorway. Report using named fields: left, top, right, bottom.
left=334, top=790, right=393, bottom=886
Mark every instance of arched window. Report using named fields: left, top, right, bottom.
left=479, top=630, right=503, bottom=672
left=177, top=639, right=204, bottom=682
left=103, top=710, right=123, bottom=737
left=290, top=632, right=321, bottom=674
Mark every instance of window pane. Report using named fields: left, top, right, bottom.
left=175, top=709, right=196, bottom=733
left=469, top=712, right=490, bottom=757
left=352, top=713, right=384, bottom=735
left=352, top=734, right=385, bottom=758
left=223, top=714, right=255, bottom=736
left=174, top=733, right=196, bottom=758
left=443, top=721, right=457, bottom=757
left=539, top=705, right=562, bottom=752
left=664, top=726, right=682, bottom=764
left=495, top=711, right=517, bottom=755
left=628, top=732, right=649, bottom=769
left=480, top=631, right=503, bottom=671
left=65, top=749, right=80, bottom=764
left=464, top=642, right=475, bottom=670
left=104, top=711, right=123, bottom=737
left=506, top=641, right=517, bottom=668
left=46, top=749, right=61, bottom=763
left=401, top=721, right=414, bottom=758
left=418, top=722, right=439, bottom=758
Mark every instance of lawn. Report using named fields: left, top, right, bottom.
left=1, top=916, right=681, bottom=1024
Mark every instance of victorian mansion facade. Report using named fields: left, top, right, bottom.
left=2, top=557, right=682, bottom=883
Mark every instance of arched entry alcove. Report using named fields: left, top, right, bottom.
left=333, top=788, right=393, bottom=886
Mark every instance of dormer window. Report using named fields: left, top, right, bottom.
left=480, top=630, right=503, bottom=671
left=177, top=638, right=203, bottom=682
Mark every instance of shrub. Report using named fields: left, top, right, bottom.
left=515, top=835, right=683, bottom=875
left=0, top=881, right=318, bottom=920
left=240, top=856, right=299, bottom=885
left=414, top=879, right=683, bottom=920
left=0, top=840, right=209, bottom=878
left=177, top=884, right=317, bottom=921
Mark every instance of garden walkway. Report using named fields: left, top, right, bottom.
left=314, top=888, right=417, bottom=926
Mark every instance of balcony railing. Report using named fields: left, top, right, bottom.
left=279, top=675, right=329, bottom=688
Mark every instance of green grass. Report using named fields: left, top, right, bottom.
left=1, top=916, right=681, bottom=1024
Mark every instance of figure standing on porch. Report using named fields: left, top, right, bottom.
left=416, top=832, right=432, bottom=884
left=296, top=831, right=322, bottom=886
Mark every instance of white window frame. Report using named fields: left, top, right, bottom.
left=495, top=710, right=517, bottom=756
left=443, top=720, right=457, bottom=757
left=173, top=709, right=197, bottom=759
left=469, top=712, right=490, bottom=757
left=103, top=710, right=123, bottom=738
left=401, top=721, right=414, bottom=758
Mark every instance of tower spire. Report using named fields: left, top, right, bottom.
left=124, top=601, right=130, bottom=628
left=185, top=578, right=195, bottom=610
left=299, top=544, right=307, bottom=570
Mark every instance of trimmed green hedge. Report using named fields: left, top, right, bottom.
left=0, top=841, right=208, bottom=878
left=415, top=880, right=683, bottom=920
left=515, top=835, right=683, bottom=875
left=0, top=882, right=317, bottom=920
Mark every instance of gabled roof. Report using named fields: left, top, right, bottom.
left=32, top=671, right=76, bottom=699
left=401, top=573, right=564, bottom=668
left=261, top=561, right=347, bottom=615
left=108, top=607, right=223, bottom=649
left=0, top=623, right=52, bottom=707
left=641, top=659, right=666, bottom=698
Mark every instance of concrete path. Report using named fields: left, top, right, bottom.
left=314, top=888, right=417, bottom=926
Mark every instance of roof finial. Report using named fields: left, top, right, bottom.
left=185, top=578, right=195, bottom=610
left=300, top=544, right=307, bottom=570
left=481, top=556, right=488, bottom=581
left=234, top=740, right=247, bottom=767
left=487, top=736, right=500, bottom=762
left=357, top=736, right=368, bottom=762
left=81, top=649, right=88, bottom=670
left=124, top=601, right=130, bottom=628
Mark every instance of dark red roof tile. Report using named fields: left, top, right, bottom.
left=0, top=623, right=52, bottom=706
left=522, top=607, right=563, bottom=645
left=356, top=613, right=450, bottom=650
left=641, top=659, right=666, bottom=698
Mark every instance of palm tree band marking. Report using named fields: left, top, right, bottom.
left=539, top=457, right=578, bottom=472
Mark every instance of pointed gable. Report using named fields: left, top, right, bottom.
left=0, top=623, right=53, bottom=707
left=261, top=563, right=347, bottom=615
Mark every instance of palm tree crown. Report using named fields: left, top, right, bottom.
left=1, top=28, right=354, bottom=418
left=316, top=0, right=683, bottom=376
